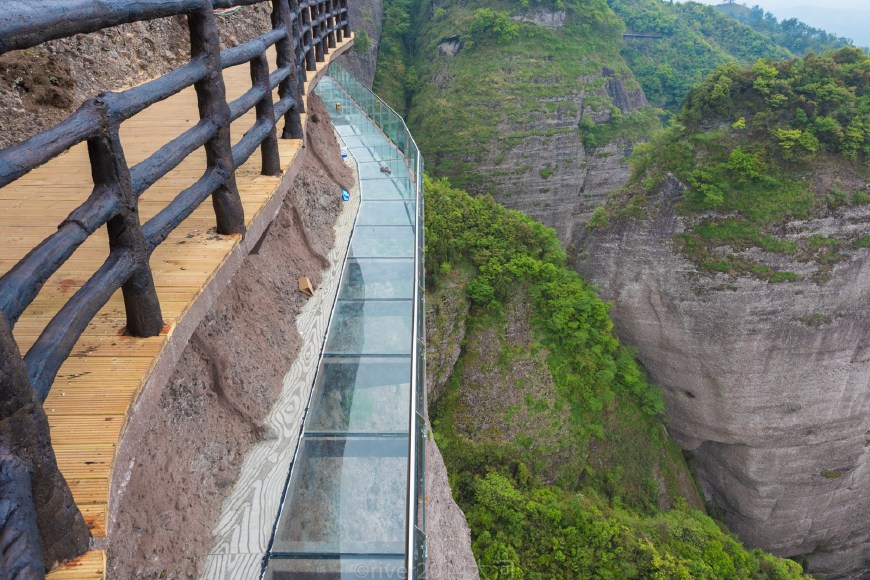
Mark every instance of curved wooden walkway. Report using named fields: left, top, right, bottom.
left=0, top=35, right=352, bottom=579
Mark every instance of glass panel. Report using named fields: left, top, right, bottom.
left=357, top=201, right=416, bottom=227
left=324, top=300, right=413, bottom=355
left=266, top=556, right=406, bottom=580
left=306, top=357, right=411, bottom=434
left=346, top=145, right=376, bottom=163
left=350, top=226, right=415, bottom=259
left=413, top=527, right=427, bottom=580
left=272, top=437, right=409, bottom=554
left=339, top=259, right=415, bottom=300
left=340, top=135, right=367, bottom=149
left=360, top=177, right=414, bottom=200
left=358, top=161, right=397, bottom=181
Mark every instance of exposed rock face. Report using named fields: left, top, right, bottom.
left=424, top=427, right=480, bottom=580
left=468, top=73, right=646, bottom=245
left=437, top=35, right=463, bottom=58
left=336, top=0, right=383, bottom=87
left=576, top=177, right=870, bottom=578
left=512, top=9, right=567, bottom=29
left=426, top=274, right=469, bottom=404
left=425, top=276, right=478, bottom=578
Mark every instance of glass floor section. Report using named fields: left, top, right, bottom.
left=266, top=73, right=423, bottom=577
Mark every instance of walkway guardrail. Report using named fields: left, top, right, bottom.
left=327, top=61, right=427, bottom=580
left=0, top=0, right=348, bottom=573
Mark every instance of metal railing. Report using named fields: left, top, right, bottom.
left=0, top=0, right=348, bottom=572
left=326, top=61, right=427, bottom=579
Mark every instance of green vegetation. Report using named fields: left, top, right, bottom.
left=426, top=177, right=808, bottom=578
left=375, top=0, right=652, bottom=191
left=605, top=47, right=870, bottom=279
left=716, top=3, right=854, bottom=56
left=610, top=0, right=794, bottom=111
left=372, top=0, right=424, bottom=110
left=353, top=30, right=372, bottom=54
left=468, top=8, right=520, bottom=43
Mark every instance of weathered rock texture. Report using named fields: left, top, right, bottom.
left=424, top=435, right=480, bottom=580
left=512, top=8, right=567, bottom=29
left=577, top=177, right=870, bottom=578
left=429, top=68, right=646, bottom=245
left=424, top=274, right=478, bottom=579
left=336, top=0, right=383, bottom=87
left=483, top=92, right=642, bottom=246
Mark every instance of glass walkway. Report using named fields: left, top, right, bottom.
left=264, top=64, right=426, bottom=579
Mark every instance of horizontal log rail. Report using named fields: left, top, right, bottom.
left=0, top=0, right=349, bottom=573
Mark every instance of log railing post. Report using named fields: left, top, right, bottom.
left=311, top=2, right=324, bottom=62
left=341, top=0, right=350, bottom=36
left=274, top=0, right=305, bottom=137
left=319, top=2, right=329, bottom=58
left=188, top=5, right=246, bottom=235
left=334, top=0, right=343, bottom=44
left=250, top=53, right=282, bottom=174
left=87, top=120, right=164, bottom=338
left=303, top=2, right=317, bottom=71
left=326, top=0, right=336, bottom=49
left=288, top=0, right=308, bottom=86
left=0, top=450, right=43, bottom=577
left=0, top=317, right=89, bottom=572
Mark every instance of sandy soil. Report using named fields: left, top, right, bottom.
left=104, top=94, right=353, bottom=579
left=0, top=6, right=273, bottom=149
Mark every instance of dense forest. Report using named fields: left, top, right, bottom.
left=610, top=0, right=793, bottom=111
left=601, top=46, right=870, bottom=281
left=370, top=0, right=854, bottom=193
left=716, top=3, right=855, bottom=56
left=425, top=177, right=809, bottom=577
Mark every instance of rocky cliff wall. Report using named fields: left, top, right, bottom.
left=397, top=5, right=653, bottom=245
left=336, top=0, right=383, bottom=87
left=576, top=177, right=870, bottom=578
left=470, top=74, right=647, bottom=245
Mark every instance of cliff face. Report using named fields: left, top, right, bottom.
left=377, top=0, right=656, bottom=244
left=336, top=0, right=383, bottom=86
left=465, top=71, right=648, bottom=245
left=576, top=177, right=870, bottom=577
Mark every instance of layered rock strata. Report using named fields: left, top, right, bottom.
left=577, top=177, right=870, bottom=578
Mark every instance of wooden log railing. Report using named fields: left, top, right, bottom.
left=0, top=0, right=349, bottom=573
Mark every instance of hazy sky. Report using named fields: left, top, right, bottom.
left=681, top=0, right=870, bottom=47
left=686, top=0, right=867, bottom=11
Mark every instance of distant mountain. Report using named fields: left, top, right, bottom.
left=784, top=5, right=870, bottom=49
left=715, top=2, right=857, bottom=54
left=609, top=0, right=794, bottom=111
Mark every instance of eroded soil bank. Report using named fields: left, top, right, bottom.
left=105, top=94, right=353, bottom=579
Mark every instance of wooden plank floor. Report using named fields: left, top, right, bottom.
left=0, top=35, right=355, bottom=579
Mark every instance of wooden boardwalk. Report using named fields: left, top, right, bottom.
left=0, top=35, right=352, bottom=578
